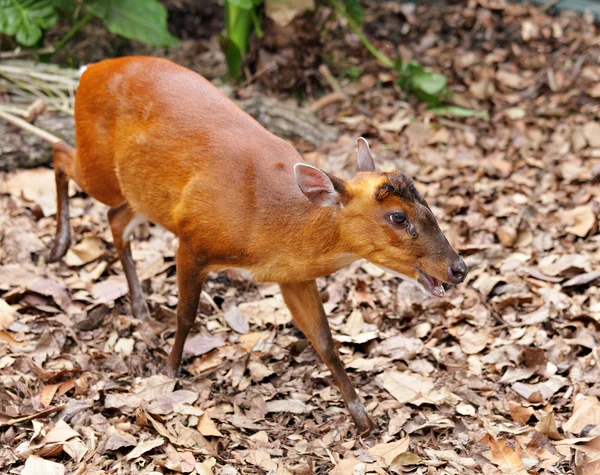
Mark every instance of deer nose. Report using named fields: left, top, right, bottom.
left=448, top=258, right=468, bottom=284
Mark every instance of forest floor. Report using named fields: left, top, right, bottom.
left=1, top=1, right=600, bottom=474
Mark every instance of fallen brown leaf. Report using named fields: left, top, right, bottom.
left=368, top=437, right=410, bottom=467
left=198, top=414, right=223, bottom=437
left=512, top=376, right=566, bottom=403
left=100, top=427, right=137, bottom=453
left=183, top=334, right=225, bottom=357
left=45, top=420, right=80, bottom=444
left=0, top=299, right=15, bottom=330
left=482, top=435, right=527, bottom=473
left=380, top=370, right=460, bottom=406
left=562, top=205, right=596, bottom=237
left=21, top=455, right=65, bottom=475
left=563, top=395, right=600, bottom=435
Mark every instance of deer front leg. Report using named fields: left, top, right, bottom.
left=166, top=241, right=207, bottom=377
left=279, top=280, right=373, bottom=434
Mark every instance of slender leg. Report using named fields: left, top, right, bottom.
left=48, top=141, right=76, bottom=262
left=107, top=203, right=150, bottom=320
left=279, top=280, right=373, bottom=434
left=166, top=240, right=206, bottom=377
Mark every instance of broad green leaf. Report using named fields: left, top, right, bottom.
left=225, top=39, right=243, bottom=80
left=92, top=0, right=179, bottom=47
left=409, top=68, right=447, bottom=96
left=396, top=61, right=449, bottom=106
left=0, top=0, right=58, bottom=46
left=225, top=1, right=253, bottom=77
left=228, top=0, right=263, bottom=10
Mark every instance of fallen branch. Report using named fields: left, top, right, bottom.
left=0, top=109, right=62, bottom=144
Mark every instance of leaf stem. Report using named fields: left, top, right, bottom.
left=250, top=7, right=263, bottom=38
left=327, top=0, right=395, bottom=69
left=52, top=13, right=94, bottom=54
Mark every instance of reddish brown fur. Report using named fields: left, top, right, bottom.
left=72, top=57, right=353, bottom=281
left=49, top=56, right=466, bottom=434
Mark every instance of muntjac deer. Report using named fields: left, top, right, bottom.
left=10, top=57, right=468, bottom=434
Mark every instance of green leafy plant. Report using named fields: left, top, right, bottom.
left=340, top=0, right=363, bottom=23
left=224, top=0, right=263, bottom=80
left=329, top=0, right=486, bottom=118
left=397, top=60, right=449, bottom=107
left=0, top=0, right=178, bottom=50
left=87, top=0, right=178, bottom=47
left=222, top=0, right=357, bottom=81
left=0, top=0, right=58, bottom=46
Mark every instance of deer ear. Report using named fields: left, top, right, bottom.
left=357, top=137, right=376, bottom=173
left=294, top=163, right=346, bottom=207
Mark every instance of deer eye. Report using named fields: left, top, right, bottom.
left=389, top=211, right=407, bottom=225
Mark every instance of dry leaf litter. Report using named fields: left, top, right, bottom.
left=1, top=0, right=600, bottom=473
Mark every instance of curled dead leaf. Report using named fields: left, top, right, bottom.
left=100, top=426, right=137, bottom=453
left=368, top=437, right=410, bottom=467
left=183, top=334, right=224, bottom=357
left=0, top=299, right=15, bottom=330
left=146, top=390, right=198, bottom=415
left=125, top=437, right=165, bottom=460
left=44, top=420, right=80, bottom=444
left=22, top=455, right=65, bottom=475
left=450, top=325, right=490, bottom=354
left=198, top=414, right=223, bottom=437
left=536, top=412, right=562, bottom=441
left=223, top=303, right=250, bottom=334
left=562, top=272, right=600, bottom=288
left=379, top=370, right=460, bottom=406
left=510, top=401, right=535, bottom=426
left=481, top=434, right=526, bottom=473
left=65, top=237, right=105, bottom=266
left=265, top=0, right=315, bottom=27
left=1, top=168, right=56, bottom=216
left=563, top=395, right=600, bottom=435
left=562, top=206, right=596, bottom=238
left=239, top=296, right=292, bottom=327
left=583, top=122, right=600, bottom=148
left=512, top=376, right=566, bottom=403
left=265, top=399, right=310, bottom=414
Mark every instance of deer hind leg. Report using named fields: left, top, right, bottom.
left=279, top=280, right=373, bottom=435
left=48, top=141, right=76, bottom=262
left=107, top=202, right=150, bottom=320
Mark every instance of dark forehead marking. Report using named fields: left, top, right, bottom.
left=374, top=171, right=425, bottom=205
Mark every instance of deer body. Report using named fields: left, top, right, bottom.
left=75, top=57, right=357, bottom=282
left=47, top=56, right=467, bottom=434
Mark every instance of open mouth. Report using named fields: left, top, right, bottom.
left=416, top=267, right=445, bottom=298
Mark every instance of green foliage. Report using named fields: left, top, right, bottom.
left=228, top=0, right=263, bottom=9
left=91, top=0, right=178, bottom=46
left=0, top=0, right=178, bottom=49
left=429, top=105, right=489, bottom=120
left=341, top=0, right=363, bottom=23
left=329, top=0, right=484, bottom=117
left=396, top=60, right=449, bottom=107
left=0, top=0, right=58, bottom=46
left=224, top=0, right=263, bottom=79
left=52, top=0, right=80, bottom=13
left=346, top=65, right=362, bottom=80
left=0, top=0, right=486, bottom=118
